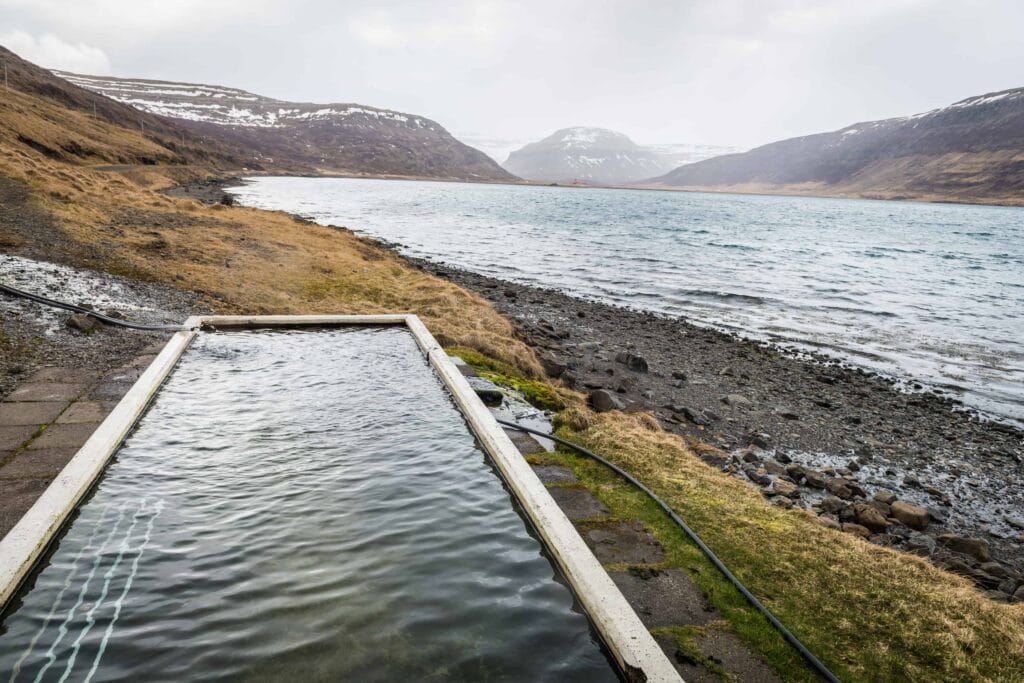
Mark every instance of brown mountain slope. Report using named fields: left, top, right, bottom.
left=0, top=45, right=245, bottom=169
left=56, top=71, right=516, bottom=181
left=649, top=88, right=1024, bottom=205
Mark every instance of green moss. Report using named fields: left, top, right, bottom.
left=479, top=371, right=564, bottom=411
left=446, top=346, right=565, bottom=411
left=445, top=345, right=518, bottom=376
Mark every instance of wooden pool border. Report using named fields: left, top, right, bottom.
left=0, top=314, right=680, bottom=682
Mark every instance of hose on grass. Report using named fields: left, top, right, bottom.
left=497, top=417, right=842, bottom=683
left=0, top=281, right=193, bottom=332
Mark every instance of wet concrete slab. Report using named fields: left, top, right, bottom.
left=7, top=383, right=87, bottom=403
left=653, top=636, right=722, bottom=683
left=88, top=381, right=134, bottom=400
left=700, top=630, right=783, bottom=683
left=100, top=366, right=145, bottom=384
left=549, top=487, right=613, bottom=521
left=27, top=422, right=100, bottom=450
left=609, top=568, right=719, bottom=628
left=504, top=428, right=547, bottom=455
left=581, top=521, right=667, bottom=565
left=24, top=368, right=97, bottom=384
left=0, top=425, right=38, bottom=451
left=0, top=448, right=77, bottom=479
left=0, top=479, right=50, bottom=538
left=0, top=401, right=68, bottom=426
left=56, top=401, right=115, bottom=424
left=533, top=465, right=579, bottom=485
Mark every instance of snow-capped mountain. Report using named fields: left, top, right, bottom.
left=502, top=128, right=734, bottom=184
left=53, top=71, right=513, bottom=181
left=652, top=87, right=1024, bottom=203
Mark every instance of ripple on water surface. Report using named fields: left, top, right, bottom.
left=0, top=328, right=616, bottom=682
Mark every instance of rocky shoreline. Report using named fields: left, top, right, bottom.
left=406, top=258, right=1024, bottom=602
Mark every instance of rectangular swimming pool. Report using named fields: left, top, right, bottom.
left=0, top=327, right=620, bottom=681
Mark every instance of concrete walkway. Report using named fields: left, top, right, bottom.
left=0, top=344, right=162, bottom=538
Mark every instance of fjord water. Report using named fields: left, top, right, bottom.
left=0, top=328, right=615, bottom=682
left=230, top=177, right=1024, bottom=426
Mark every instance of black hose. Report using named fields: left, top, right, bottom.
left=0, top=281, right=192, bottom=332
left=497, top=418, right=841, bottom=683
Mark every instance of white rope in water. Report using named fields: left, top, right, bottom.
left=34, top=502, right=130, bottom=683
left=9, top=504, right=114, bottom=682
left=84, top=500, right=163, bottom=683
left=57, top=500, right=148, bottom=682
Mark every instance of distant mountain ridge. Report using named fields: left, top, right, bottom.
left=503, top=127, right=735, bottom=184
left=651, top=87, right=1024, bottom=204
left=54, top=71, right=515, bottom=181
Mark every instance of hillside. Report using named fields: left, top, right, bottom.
left=650, top=88, right=1024, bottom=204
left=0, top=45, right=243, bottom=169
left=503, top=127, right=732, bottom=184
left=55, top=71, right=515, bottom=181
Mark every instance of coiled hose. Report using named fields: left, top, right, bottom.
left=0, top=281, right=192, bottom=332
left=497, top=418, right=841, bottom=683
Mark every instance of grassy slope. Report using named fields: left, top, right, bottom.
left=2, top=80, right=1023, bottom=681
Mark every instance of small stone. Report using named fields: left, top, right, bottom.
left=817, top=515, right=841, bottom=530
left=614, top=352, right=648, bottom=373
left=66, top=313, right=99, bottom=333
left=854, top=503, right=889, bottom=532
left=803, top=468, right=827, bottom=489
left=842, top=523, right=872, bottom=538
left=1014, top=585, right=1024, bottom=603
left=769, top=479, right=799, bottom=498
left=890, top=501, right=930, bottom=530
left=671, top=370, right=688, bottom=381
left=873, top=491, right=897, bottom=505
left=905, top=533, right=936, bottom=557
left=747, top=432, right=771, bottom=449
left=677, top=406, right=712, bottom=426
left=722, top=394, right=752, bottom=409
left=826, top=477, right=853, bottom=500
left=979, top=562, right=1008, bottom=579
left=762, top=460, right=787, bottom=476
left=589, top=389, right=624, bottom=413
left=819, top=496, right=845, bottom=514
left=743, top=465, right=771, bottom=486
left=776, top=407, right=800, bottom=420
left=938, top=534, right=992, bottom=562
left=539, top=356, right=567, bottom=378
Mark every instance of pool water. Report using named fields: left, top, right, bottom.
left=0, top=328, right=616, bottom=681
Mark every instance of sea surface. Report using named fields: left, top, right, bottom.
left=229, top=177, right=1024, bottom=426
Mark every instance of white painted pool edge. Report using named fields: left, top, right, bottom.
left=0, top=314, right=681, bottom=682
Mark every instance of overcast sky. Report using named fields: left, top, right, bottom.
left=2, top=0, right=1023, bottom=155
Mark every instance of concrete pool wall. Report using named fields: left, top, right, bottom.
left=0, top=314, right=680, bottom=681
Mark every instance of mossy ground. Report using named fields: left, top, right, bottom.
left=446, top=345, right=564, bottom=411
